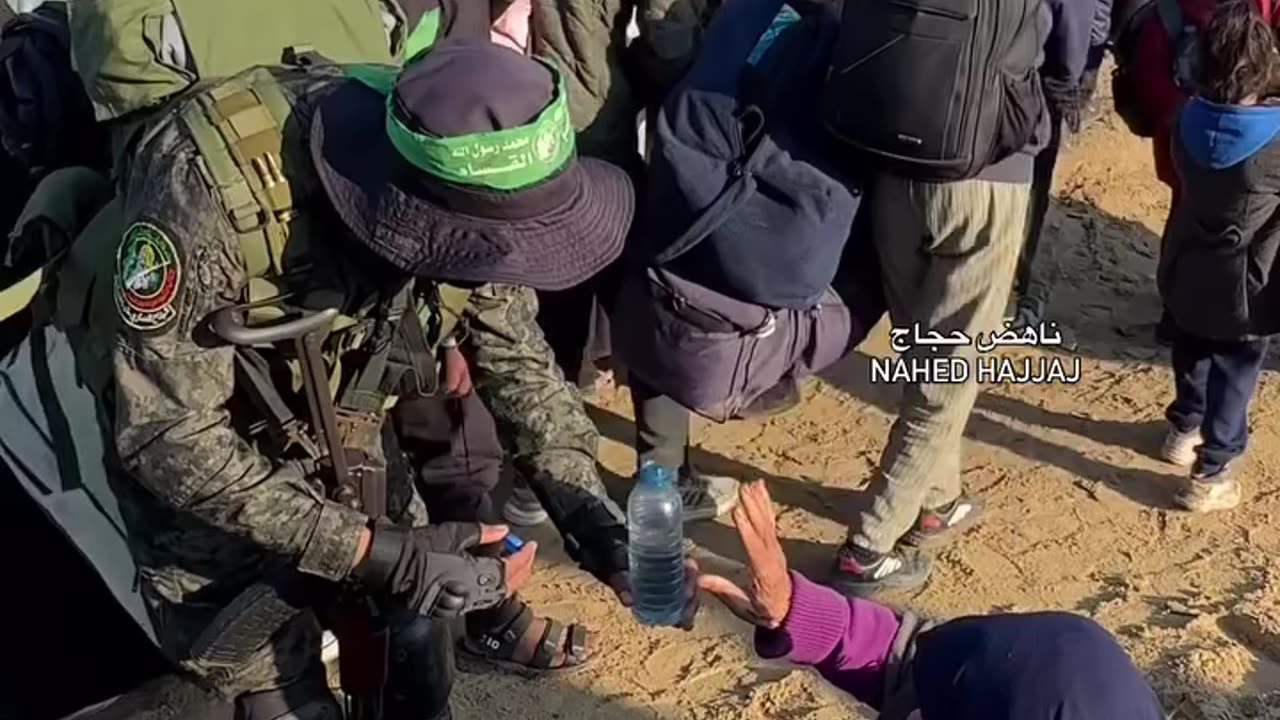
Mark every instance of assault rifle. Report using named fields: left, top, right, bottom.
left=209, top=300, right=393, bottom=720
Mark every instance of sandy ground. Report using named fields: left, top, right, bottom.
left=451, top=90, right=1280, bottom=719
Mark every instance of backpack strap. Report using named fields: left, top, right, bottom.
left=180, top=69, right=298, bottom=280
left=0, top=6, right=69, bottom=173
left=653, top=105, right=774, bottom=265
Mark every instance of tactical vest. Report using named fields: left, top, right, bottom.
left=212, top=65, right=473, bottom=493
left=28, top=64, right=471, bottom=518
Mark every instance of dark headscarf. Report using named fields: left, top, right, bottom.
left=914, top=612, right=1164, bottom=720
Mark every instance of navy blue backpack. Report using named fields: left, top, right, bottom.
left=637, top=0, right=860, bottom=310
left=611, top=0, right=885, bottom=422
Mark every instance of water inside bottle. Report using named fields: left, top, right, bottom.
left=627, top=463, right=686, bottom=626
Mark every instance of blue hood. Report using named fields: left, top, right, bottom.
left=1180, top=97, right=1280, bottom=170
left=914, top=612, right=1165, bottom=720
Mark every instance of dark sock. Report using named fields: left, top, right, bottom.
left=845, top=542, right=884, bottom=566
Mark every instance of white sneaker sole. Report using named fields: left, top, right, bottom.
left=502, top=502, right=550, bottom=527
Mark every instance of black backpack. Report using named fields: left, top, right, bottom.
left=819, top=0, right=1047, bottom=181
left=0, top=1, right=107, bottom=236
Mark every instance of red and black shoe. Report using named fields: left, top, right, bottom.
left=902, top=496, right=985, bottom=548
left=829, top=542, right=932, bottom=597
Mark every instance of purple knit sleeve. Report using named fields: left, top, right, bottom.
left=754, top=572, right=901, bottom=708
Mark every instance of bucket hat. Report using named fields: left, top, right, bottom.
left=311, top=40, right=633, bottom=290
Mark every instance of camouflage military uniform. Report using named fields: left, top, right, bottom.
left=107, top=66, right=625, bottom=697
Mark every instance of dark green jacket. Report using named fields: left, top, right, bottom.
left=532, top=0, right=716, bottom=167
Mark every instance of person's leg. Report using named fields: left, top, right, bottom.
left=840, top=175, right=1028, bottom=595
left=535, top=282, right=597, bottom=388
left=1177, top=336, right=1268, bottom=512
left=394, top=393, right=504, bottom=525
left=1199, top=337, right=1268, bottom=471
left=1162, top=330, right=1210, bottom=465
left=169, top=613, right=340, bottom=720
left=632, top=375, right=691, bottom=469
left=630, top=375, right=739, bottom=521
left=1014, top=103, right=1063, bottom=314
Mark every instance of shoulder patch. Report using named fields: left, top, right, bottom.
left=116, top=222, right=183, bottom=332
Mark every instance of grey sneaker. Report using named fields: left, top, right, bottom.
left=1176, top=464, right=1242, bottom=513
left=502, top=485, right=549, bottom=527
left=678, top=467, right=739, bottom=522
left=1160, top=424, right=1202, bottom=467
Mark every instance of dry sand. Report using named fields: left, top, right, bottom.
left=452, top=84, right=1280, bottom=720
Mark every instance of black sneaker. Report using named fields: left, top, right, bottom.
left=739, top=378, right=802, bottom=419
left=902, top=496, right=985, bottom=548
left=677, top=467, right=739, bottom=522
left=830, top=543, right=932, bottom=597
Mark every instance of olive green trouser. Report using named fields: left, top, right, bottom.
left=851, top=174, right=1029, bottom=555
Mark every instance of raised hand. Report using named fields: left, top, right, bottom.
left=697, top=481, right=793, bottom=628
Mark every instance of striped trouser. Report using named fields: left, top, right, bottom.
left=851, top=174, right=1030, bottom=554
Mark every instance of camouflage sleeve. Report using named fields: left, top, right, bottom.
left=112, top=143, right=366, bottom=583
left=464, top=283, right=629, bottom=581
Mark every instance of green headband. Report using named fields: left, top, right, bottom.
left=385, top=57, right=576, bottom=192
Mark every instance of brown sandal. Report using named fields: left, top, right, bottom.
left=456, top=595, right=591, bottom=677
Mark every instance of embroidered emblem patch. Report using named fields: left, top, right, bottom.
left=116, top=222, right=181, bottom=331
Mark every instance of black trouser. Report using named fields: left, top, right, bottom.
left=630, top=376, right=692, bottom=471
left=537, top=282, right=611, bottom=384
left=1016, top=101, right=1064, bottom=302
left=1167, top=332, right=1269, bottom=475
left=392, top=392, right=519, bottom=641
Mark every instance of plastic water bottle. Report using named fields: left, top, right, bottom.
left=627, top=462, right=686, bottom=626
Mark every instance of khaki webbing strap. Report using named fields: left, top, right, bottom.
left=180, top=71, right=298, bottom=279
left=433, top=283, right=472, bottom=345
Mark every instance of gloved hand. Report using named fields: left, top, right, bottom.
left=353, top=521, right=537, bottom=619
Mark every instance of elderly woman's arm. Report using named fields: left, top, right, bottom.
left=698, top=481, right=905, bottom=709
left=752, top=572, right=901, bottom=708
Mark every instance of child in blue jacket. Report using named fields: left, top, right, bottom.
left=1158, top=0, right=1280, bottom=511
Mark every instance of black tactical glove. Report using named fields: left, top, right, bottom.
left=560, top=503, right=630, bottom=584
left=352, top=520, right=506, bottom=619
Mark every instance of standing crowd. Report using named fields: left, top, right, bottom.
left=1, top=0, right=1278, bottom=716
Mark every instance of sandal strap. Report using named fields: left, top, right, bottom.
left=474, top=603, right=534, bottom=660
left=566, top=623, right=589, bottom=664
left=532, top=620, right=567, bottom=669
